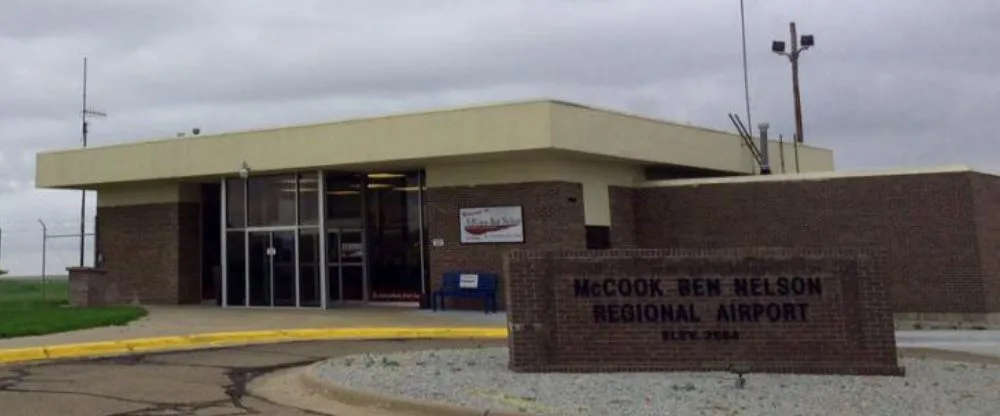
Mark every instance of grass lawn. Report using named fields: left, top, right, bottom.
left=0, top=278, right=147, bottom=339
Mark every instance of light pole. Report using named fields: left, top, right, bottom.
left=771, top=22, right=814, bottom=143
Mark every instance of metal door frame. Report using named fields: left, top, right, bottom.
left=327, top=227, right=367, bottom=304
left=245, top=228, right=299, bottom=307
left=220, top=170, right=324, bottom=309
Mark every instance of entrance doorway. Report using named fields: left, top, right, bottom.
left=247, top=229, right=296, bottom=307
left=327, top=228, right=366, bottom=302
left=220, top=170, right=427, bottom=309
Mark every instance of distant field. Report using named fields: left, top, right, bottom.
left=0, top=278, right=146, bottom=339
left=0, top=275, right=69, bottom=281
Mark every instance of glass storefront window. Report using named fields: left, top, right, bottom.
left=298, top=228, right=322, bottom=307
left=367, top=171, right=424, bottom=302
left=220, top=169, right=427, bottom=308
left=225, top=231, right=246, bottom=306
left=247, top=174, right=297, bottom=227
left=225, top=178, right=245, bottom=229
left=298, top=173, right=319, bottom=226
left=325, top=173, right=364, bottom=229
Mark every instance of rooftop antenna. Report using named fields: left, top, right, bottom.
left=778, top=134, right=787, bottom=173
left=728, top=113, right=766, bottom=174
left=79, top=57, right=108, bottom=267
left=757, top=122, right=772, bottom=175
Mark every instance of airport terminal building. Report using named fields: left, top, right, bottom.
left=35, top=100, right=1000, bottom=325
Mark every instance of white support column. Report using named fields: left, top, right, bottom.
left=243, top=178, right=250, bottom=307
left=220, top=178, right=228, bottom=308
left=318, top=170, right=329, bottom=309
left=417, top=170, right=427, bottom=304
left=294, top=173, right=301, bottom=308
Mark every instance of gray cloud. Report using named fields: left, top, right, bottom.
left=1, top=0, right=998, bottom=274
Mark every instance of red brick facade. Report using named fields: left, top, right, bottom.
left=425, top=181, right=586, bottom=310
left=96, top=202, right=202, bottom=305
left=635, top=172, right=1000, bottom=315
left=89, top=171, right=998, bottom=319
left=504, top=248, right=902, bottom=375
left=971, top=173, right=1000, bottom=313
left=608, top=186, right=638, bottom=248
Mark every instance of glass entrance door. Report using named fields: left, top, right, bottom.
left=248, top=230, right=296, bottom=307
left=327, top=228, right=366, bottom=302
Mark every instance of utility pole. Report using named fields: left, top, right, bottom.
left=771, top=22, right=814, bottom=143
left=80, top=57, right=107, bottom=267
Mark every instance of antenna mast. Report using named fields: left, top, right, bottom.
left=739, top=0, right=752, bottom=129
left=79, top=57, right=107, bottom=267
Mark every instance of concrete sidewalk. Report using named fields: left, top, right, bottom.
left=0, top=305, right=508, bottom=349
left=896, top=330, right=1000, bottom=358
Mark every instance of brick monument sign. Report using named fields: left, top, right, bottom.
left=503, top=248, right=903, bottom=376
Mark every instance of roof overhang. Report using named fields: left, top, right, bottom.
left=35, top=99, right=835, bottom=190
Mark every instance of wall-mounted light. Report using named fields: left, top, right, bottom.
left=238, top=161, right=251, bottom=179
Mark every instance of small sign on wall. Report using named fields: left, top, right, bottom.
left=459, top=206, right=524, bottom=244
left=431, top=238, right=445, bottom=247
left=459, top=274, right=480, bottom=289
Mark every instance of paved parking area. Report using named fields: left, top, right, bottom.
left=896, top=330, right=1000, bottom=357
left=0, top=330, right=997, bottom=415
left=0, top=339, right=502, bottom=416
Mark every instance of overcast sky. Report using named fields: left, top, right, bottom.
left=1, top=0, right=998, bottom=275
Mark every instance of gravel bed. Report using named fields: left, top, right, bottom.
left=313, top=346, right=1000, bottom=415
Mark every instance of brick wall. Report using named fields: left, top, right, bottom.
left=971, top=173, right=1000, bottom=312
left=504, top=248, right=902, bottom=375
left=425, top=182, right=586, bottom=309
left=636, top=172, right=992, bottom=314
left=96, top=202, right=202, bottom=305
left=609, top=186, right=637, bottom=248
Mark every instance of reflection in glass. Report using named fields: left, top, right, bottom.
left=248, top=232, right=272, bottom=306
left=247, top=174, right=297, bottom=227
left=225, top=231, right=246, bottom=306
left=221, top=169, right=428, bottom=308
left=342, top=265, right=365, bottom=301
left=298, top=173, right=319, bottom=226
left=272, top=231, right=296, bottom=307
left=225, top=179, right=245, bottom=229
left=325, top=172, right=365, bottom=305
left=298, top=228, right=321, bottom=307
left=326, top=266, right=342, bottom=303
left=325, top=173, right=364, bottom=229
left=367, top=171, right=423, bottom=302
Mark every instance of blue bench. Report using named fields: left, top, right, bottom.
left=431, top=272, right=499, bottom=314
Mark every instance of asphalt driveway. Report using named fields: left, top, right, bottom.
left=0, top=339, right=501, bottom=416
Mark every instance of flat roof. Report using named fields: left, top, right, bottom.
left=643, top=164, right=996, bottom=188
left=35, top=99, right=836, bottom=189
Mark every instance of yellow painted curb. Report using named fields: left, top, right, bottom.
left=121, top=336, right=195, bottom=352
left=0, top=347, right=49, bottom=363
left=0, top=327, right=509, bottom=366
left=45, top=341, right=131, bottom=359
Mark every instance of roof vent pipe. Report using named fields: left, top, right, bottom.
left=758, top=122, right=772, bottom=175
